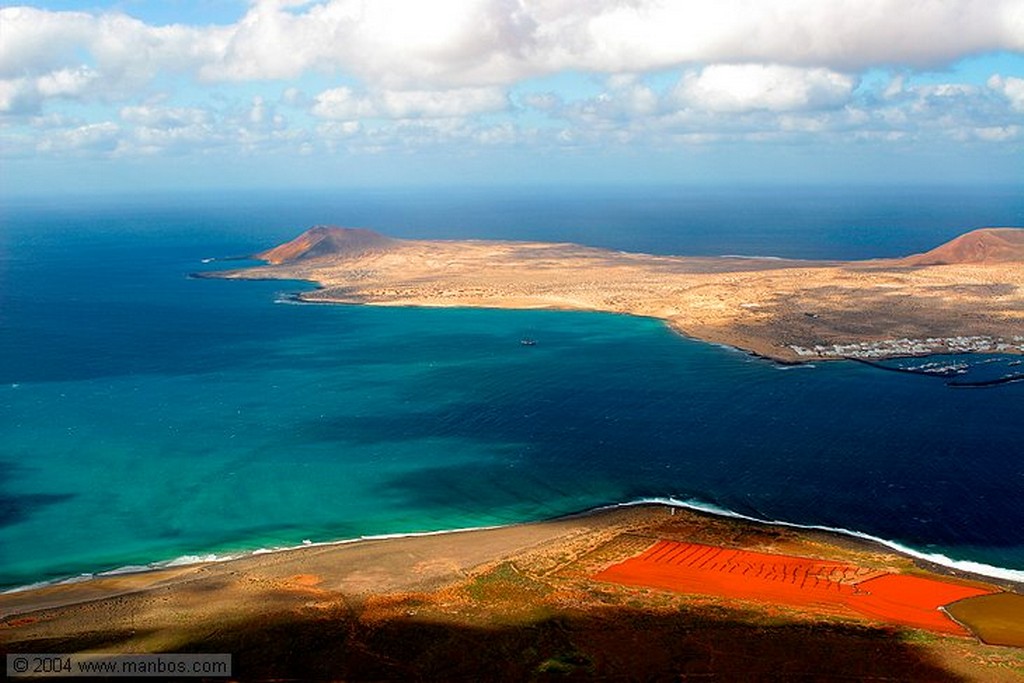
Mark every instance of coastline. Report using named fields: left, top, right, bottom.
left=285, top=283, right=1024, bottom=366
left=4, top=498, right=1021, bottom=612
left=204, top=270, right=1024, bottom=368
left=3, top=503, right=1022, bottom=680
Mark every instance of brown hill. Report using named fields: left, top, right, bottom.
left=257, top=226, right=396, bottom=264
left=901, top=228, right=1024, bottom=266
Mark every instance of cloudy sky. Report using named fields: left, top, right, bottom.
left=2, top=0, right=1022, bottom=195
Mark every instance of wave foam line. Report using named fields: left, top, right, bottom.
left=2, top=524, right=507, bottom=595
left=611, top=497, right=1024, bottom=583
left=5, top=501, right=1022, bottom=594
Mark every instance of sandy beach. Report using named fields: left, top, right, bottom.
left=208, top=226, right=1024, bottom=363
left=2, top=505, right=1022, bottom=680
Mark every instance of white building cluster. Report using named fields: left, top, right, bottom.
left=789, top=335, right=1024, bottom=359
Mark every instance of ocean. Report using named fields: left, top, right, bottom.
left=1, top=185, right=1022, bottom=589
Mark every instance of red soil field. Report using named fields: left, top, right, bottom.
left=595, top=541, right=996, bottom=635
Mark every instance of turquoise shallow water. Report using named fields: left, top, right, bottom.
left=1, top=187, right=1022, bottom=588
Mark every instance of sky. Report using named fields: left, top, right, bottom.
left=1, top=0, right=1023, bottom=195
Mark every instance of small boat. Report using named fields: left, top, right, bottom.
left=520, top=338, right=537, bottom=346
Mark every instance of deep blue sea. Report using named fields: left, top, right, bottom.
left=1, top=185, right=1022, bottom=589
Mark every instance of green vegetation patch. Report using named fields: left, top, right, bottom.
left=466, top=563, right=554, bottom=603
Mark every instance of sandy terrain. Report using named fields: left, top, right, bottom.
left=208, top=226, right=1024, bottom=363
left=2, top=506, right=1021, bottom=681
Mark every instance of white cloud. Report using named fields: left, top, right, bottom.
left=919, top=84, right=977, bottom=98
left=21, top=98, right=311, bottom=159
left=969, top=125, right=1020, bottom=141
left=0, top=67, right=98, bottom=114
left=0, top=8, right=95, bottom=78
left=249, top=96, right=267, bottom=125
left=378, top=87, right=508, bottom=117
left=130, top=122, right=213, bottom=151
left=882, top=75, right=905, bottom=100
left=198, top=0, right=1024, bottom=86
left=475, top=122, right=517, bottom=145
left=3, top=1, right=1021, bottom=165
left=521, top=92, right=562, bottom=111
left=988, top=74, right=1024, bottom=112
left=536, top=64, right=1024, bottom=150
left=550, top=1, right=1024, bottom=74
left=0, top=79, right=33, bottom=114
left=311, top=87, right=378, bottom=119
left=35, top=66, right=98, bottom=98
left=312, top=86, right=507, bottom=119
left=318, top=120, right=362, bottom=138
left=0, top=7, right=212, bottom=78
left=197, top=0, right=537, bottom=85
left=606, top=76, right=660, bottom=115
left=120, top=105, right=210, bottom=128
left=36, top=121, right=120, bottom=153
left=281, top=87, right=309, bottom=107
left=674, top=65, right=856, bottom=113
left=0, top=6, right=215, bottom=114
left=3, top=1, right=1022, bottom=97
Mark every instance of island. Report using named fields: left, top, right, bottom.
left=208, top=226, right=1024, bottom=362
